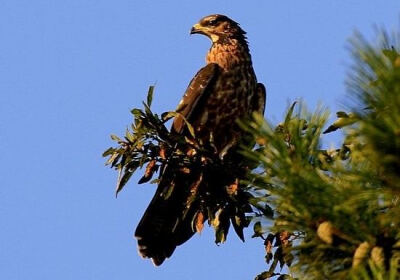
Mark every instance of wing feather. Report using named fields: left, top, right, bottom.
left=254, top=83, right=266, bottom=115
left=172, top=63, right=220, bottom=133
left=134, top=63, right=220, bottom=265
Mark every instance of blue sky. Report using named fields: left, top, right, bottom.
left=1, top=1, right=399, bottom=279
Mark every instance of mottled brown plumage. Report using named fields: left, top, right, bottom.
left=134, top=14, right=266, bottom=266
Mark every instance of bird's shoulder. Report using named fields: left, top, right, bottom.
left=172, top=63, right=221, bottom=133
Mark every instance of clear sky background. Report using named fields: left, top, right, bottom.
left=1, top=1, right=399, bottom=280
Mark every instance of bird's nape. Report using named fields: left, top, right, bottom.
left=190, top=14, right=247, bottom=43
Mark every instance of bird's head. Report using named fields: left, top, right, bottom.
left=190, top=14, right=246, bottom=44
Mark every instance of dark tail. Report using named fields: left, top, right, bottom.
left=134, top=170, right=200, bottom=265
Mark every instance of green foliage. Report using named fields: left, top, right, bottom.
left=244, top=29, right=400, bottom=279
left=103, top=86, right=260, bottom=245
left=103, top=22, right=400, bottom=280
left=103, top=86, right=173, bottom=196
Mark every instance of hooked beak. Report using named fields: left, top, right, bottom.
left=190, top=23, right=204, bottom=35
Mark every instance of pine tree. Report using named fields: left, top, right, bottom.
left=244, top=28, right=400, bottom=279
left=104, top=25, right=400, bottom=280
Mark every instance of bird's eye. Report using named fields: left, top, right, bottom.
left=208, top=19, right=217, bottom=26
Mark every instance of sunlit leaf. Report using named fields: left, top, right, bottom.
left=147, top=85, right=155, bottom=107
left=231, top=214, right=245, bottom=242
left=102, top=147, right=114, bottom=157
left=116, top=170, right=133, bottom=197
left=130, top=108, right=143, bottom=117
left=110, top=134, right=121, bottom=142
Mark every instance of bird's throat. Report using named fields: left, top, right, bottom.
left=206, top=39, right=251, bottom=71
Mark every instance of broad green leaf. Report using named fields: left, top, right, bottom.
left=231, top=215, right=245, bottom=242
left=323, top=112, right=358, bottom=134
left=147, top=85, right=155, bottom=107
left=336, top=111, right=349, bottom=118
left=102, top=147, right=114, bottom=157
left=162, top=111, right=196, bottom=138
left=116, top=170, right=133, bottom=197
left=142, top=101, right=152, bottom=116
left=110, top=134, right=121, bottom=141
left=130, top=108, right=142, bottom=117
left=252, top=221, right=263, bottom=238
left=261, top=204, right=274, bottom=219
left=105, top=152, right=120, bottom=166
left=214, top=209, right=230, bottom=244
left=125, top=128, right=134, bottom=142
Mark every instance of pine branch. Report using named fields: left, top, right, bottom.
left=243, top=27, right=400, bottom=279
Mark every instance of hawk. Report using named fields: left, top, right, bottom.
left=135, top=14, right=266, bottom=266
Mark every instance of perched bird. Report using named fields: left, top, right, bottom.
left=134, top=14, right=266, bottom=266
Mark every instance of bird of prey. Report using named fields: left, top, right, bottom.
left=134, top=14, right=266, bottom=266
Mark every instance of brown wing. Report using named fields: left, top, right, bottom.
left=134, top=63, right=220, bottom=266
left=254, top=82, right=266, bottom=115
left=172, top=63, right=220, bottom=133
